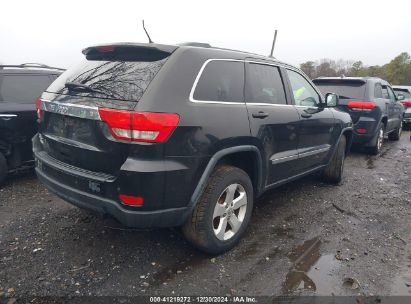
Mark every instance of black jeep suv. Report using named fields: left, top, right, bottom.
left=34, top=43, right=352, bottom=253
left=0, top=63, right=64, bottom=184
left=313, top=77, right=404, bottom=155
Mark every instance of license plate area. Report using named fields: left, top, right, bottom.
left=37, top=158, right=106, bottom=196
left=45, top=113, right=96, bottom=144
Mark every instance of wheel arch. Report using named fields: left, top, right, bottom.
left=188, top=146, right=263, bottom=211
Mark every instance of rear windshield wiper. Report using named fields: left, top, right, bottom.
left=338, top=95, right=353, bottom=99
left=65, top=81, right=105, bottom=95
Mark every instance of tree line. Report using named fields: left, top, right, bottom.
left=300, top=52, right=411, bottom=85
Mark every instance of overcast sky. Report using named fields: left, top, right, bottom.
left=1, top=0, right=410, bottom=69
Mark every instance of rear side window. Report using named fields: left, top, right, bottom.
left=374, top=83, right=383, bottom=98
left=193, top=61, right=244, bottom=102
left=0, top=74, right=52, bottom=103
left=314, top=81, right=366, bottom=100
left=245, top=63, right=287, bottom=104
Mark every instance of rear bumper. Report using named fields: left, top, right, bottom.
left=32, top=133, right=197, bottom=228
left=35, top=167, right=189, bottom=228
left=404, top=109, right=411, bottom=123
left=351, top=116, right=378, bottom=146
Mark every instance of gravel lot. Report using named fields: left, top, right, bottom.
left=0, top=131, right=410, bottom=298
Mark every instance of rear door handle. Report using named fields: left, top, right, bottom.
left=252, top=111, right=269, bottom=119
left=301, top=112, right=312, bottom=118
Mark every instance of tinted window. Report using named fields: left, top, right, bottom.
left=394, top=89, right=411, bottom=99
left=245, top=63, right=286, bottom=104
left=287, top=69, right=320, bottom=106
left=314, top=81, right=366, bottom=100
left=382, top=86, right=389, bottom=99
left=193, top=61, right=244, bottom=102
left=0, top=74, right=52, bottom=103
left=374, top=83, right=383, bottom=98
left=386, top=86, right=396, bottom=102
left=47, top=58, right=168, bottom=102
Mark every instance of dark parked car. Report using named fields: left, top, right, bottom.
left=393, top=85, right=411, bottom=127
left=0, top=63, right=64, bottom=184
left=34, top=43, right=352, bottom=253
left=313, top=77, right=404, bottom=155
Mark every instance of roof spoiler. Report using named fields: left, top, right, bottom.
left=82, top=43, right=178, bottom=62
left=313, top=78, right=366, bottom=84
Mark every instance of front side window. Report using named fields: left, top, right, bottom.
left=386, top=86, right=397, bottom=102
left=245, top=63, right=286, bottom=104
left=0, top=74, right=52, bottom=103
left=286, top=69, right=320, bottom=107
left=193, top=61, right=244, bottom=102
left=382, top=86, right=389, bottom=99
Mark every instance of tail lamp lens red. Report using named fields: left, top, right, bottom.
left=356, top=128, right=367, bottom=134
left=347, top=101, right=376, bottom=110
left=35, top=98, right=43, bottom=120
left=401, top=101, right=411, bottom=108
left=98, top=108, right=179, bottom=143
left=119, top=194, right=144, bottom=206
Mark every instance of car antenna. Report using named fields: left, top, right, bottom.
left=142, top=20, right=153, bottom=43
left=269, top=30, right=278, bottom=58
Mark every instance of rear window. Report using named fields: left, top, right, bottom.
left=47, top=58, right=168, bottom=102
left=394, top=89, right=411, bottom=99
left=314, top=81, right=366, bottom=100
left=0, top=74, right=52, bottom=103
left=193, top=61, right=244, bottom=103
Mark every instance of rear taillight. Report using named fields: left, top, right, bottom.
left=356, top=128, right=368, bottom=134
left=401, top=101, right=411, bottom=108
left=98, top=108, right=179, bottom=143
left=347, top=101, right=376, bottom=111
left=35, top=98, right=43, bottom=120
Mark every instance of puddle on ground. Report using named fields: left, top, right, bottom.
left=390, top=274, right=411, bottom=295
left=282, top=238, right=341, bottom=295
left=366, top=156, right=375, bottom=169
left=272, top=226, right=295, bottom=238
left=390, top=234, right=411, bottom=295
left=149, top=254, right=207, bottom=287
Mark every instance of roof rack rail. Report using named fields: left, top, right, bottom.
left=0, top=63, right=65, bottom=71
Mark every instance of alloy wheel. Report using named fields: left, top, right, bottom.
left=212, top=183, right=248, bottom=241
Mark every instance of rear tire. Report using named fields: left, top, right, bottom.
left=367, top=124, right=384, bottom=155
left=388, top=121, right=402, bottom=141
left=322, top=135, right=346, bottom=184
left=182, top=165, right=254, bottom=255
left=0, top=153, right=8, bottom=186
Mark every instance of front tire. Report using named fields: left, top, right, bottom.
left=182, top=165, right=254, bottom=254
left=322, top=135, right=346, bottom=184
left=0, top=153, right=8, bottom=186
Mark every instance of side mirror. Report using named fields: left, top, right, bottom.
left=325, top=93, right=339, bottom=107
left=397, top=94, right=405, bottom=101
